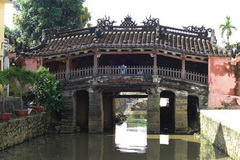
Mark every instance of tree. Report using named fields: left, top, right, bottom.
left=80, top=7, right=91, bottom=28
left=0, top=69, right=18, bottom=113
left=0, top=72, right=10, bottom=113
left=219, top=16, right=237, bottom=46
left=31, top=67, right=63, bottom=113
left=4, top=25, right=23, bottom=53
left=4, top=67, right=36, bottom=109
left=13, top=0, right=91, bottom=48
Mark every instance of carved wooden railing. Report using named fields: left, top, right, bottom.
left=98, top=65, right=152, bottom=75
left=53, top=65, right=208, bottom=84
left=69, top=67, right=93, bottom=78
left=186, top=71, right=208, bottom=84
left=54, top=67, right=93, bottom=80
left=157, top=67, right=182, bottom=79
left=54, top=70, right=66, bottom=80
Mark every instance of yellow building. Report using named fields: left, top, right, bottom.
left=0, top=0, right=12, bottom=71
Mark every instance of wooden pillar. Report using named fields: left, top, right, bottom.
left=147, top=88, right=161, bottom=134
left=88, top=88, right=104, bottom=133
left=153, top=48, right=158, bottom=75
left=37, top=56, right=43, bottom=69
left=65, top=56, right=70, bottom=80
left=174, top=90, right=188, bottom=133
left=181, top=53, right=186, bottom=79
left=93, top=52, right=99, bottom=76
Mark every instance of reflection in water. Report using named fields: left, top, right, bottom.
left=115, top=122, right=147, bottom=153
left=0, top=116, right=231, bottom=160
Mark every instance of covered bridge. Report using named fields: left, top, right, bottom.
left=19, top=16, right=232, bottom=134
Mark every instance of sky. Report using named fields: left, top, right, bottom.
left=4, top=0, right=240, bottom=46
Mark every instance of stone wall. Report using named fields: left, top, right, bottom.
left=200, top=110, right=240, bottom=160
left=0, top=97, right=20, bottom=112
left=0, top=114, right=49, bottom=150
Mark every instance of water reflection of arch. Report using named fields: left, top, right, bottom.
left=160, top=90, right=175, bottom=133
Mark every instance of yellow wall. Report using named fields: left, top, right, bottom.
left=0, top=1, right=4, bottom=71
left=0, top=0, right=11, bottom=71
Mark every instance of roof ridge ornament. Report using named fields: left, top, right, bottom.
left=97, top=16, right=116, bottom=31
left=183, top=25, right=212, bottom=37
left=120, top=15, right=137, bottom=27
left=142, top=16, right=160, bottom=30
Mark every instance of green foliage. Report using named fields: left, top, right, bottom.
left=151, top=104, right=160, bottom=108
left=4, top=25, right=23, bottom=52
left=4, top=25, right=13, bottom=38
left=80, top=7, right=91, bottom=28
left=0, top=71, right=9, bottom=113
left=219, top=16, right=237, bottom=45
left=31, top=67, right=63, bottom=113
left=13, top=0, right=91, bottom=48
left=0, top=72, right=9, bottom=97
left=4, top=67, right=35, bottom=108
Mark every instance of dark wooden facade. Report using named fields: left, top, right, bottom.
left=22, top=16, right=221, bottom=78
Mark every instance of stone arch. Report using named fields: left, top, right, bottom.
left=160, top=90, right=175, bottom=133
left=102, top=91, right=115, bottom=131
left=188, top=95, right=200, bottom=133
left=75, top=90, right=89, bottom=132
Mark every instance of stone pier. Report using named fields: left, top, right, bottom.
left=88, top=89, right=104, bottom=133
left=174, top=90, right=188, bottom=133
left=147, top=88, right=161, bottom=134
left=61, top=90, right=76, bottom=133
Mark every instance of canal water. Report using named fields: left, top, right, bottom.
left=0, top=115, right=231, bottom=160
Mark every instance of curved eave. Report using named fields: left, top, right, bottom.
left=23, top=43, right=212, bottom=57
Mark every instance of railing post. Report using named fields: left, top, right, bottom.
left=93, top=52, right=99, bottom=76
left=153, top=48, right=158, bottom=75
left=65, top=56, right=70, bottom=80
left=181, top=53, right=186, bottom=79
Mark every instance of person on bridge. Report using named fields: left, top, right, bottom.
left=120, top=64, right=127, bottom=74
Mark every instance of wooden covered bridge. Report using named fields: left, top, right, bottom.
left=21, top=16, right=225, bottom=134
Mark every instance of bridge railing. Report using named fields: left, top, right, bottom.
left=98, top=65, right=153, bottom=75
left=186, top=71, right=208, bottom=84
left=53, top=65, right=208, bottom=84
left=54, top=70, right=66, bottom=80
left=157, top=67, right=182, bottom=79
left=69, top=67, right=93, bottom=79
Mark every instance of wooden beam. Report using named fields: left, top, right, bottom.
left=113, top=95, right=148, bottom=98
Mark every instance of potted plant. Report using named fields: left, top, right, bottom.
left=0, top=71, right=11, bottom=122
left=31, top=67, right=63, bottom=113
left=4, top=67, right=36, bottom=118
left=0, top=70, right=17, bottom=122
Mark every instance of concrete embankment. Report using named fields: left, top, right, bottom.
left=200, top=110, right=240, bottom=160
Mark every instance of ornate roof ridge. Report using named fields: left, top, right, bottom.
left=22, top=16, right=227, bottom=57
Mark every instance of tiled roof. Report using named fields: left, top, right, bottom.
left=22, top=16, right=230, bottom=57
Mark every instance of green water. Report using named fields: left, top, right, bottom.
left=0, top=116, right=231, bottom=160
